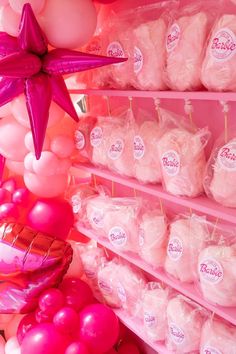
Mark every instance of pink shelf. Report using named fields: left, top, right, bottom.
left=76, top=225, right=236, bottom=327
left=73, top=163, right=236, bottom=224
left=69, top=88, right=236, bottom=101
left=114, top=308, right=171, bottom=354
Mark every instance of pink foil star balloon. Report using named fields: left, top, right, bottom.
left=0, top=3, right=126, bottom=159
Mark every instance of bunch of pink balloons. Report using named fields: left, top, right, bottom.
left=0, top=0, right=97, bottom=49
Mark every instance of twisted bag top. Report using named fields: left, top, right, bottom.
left=0, top=222, right=73, bottom=313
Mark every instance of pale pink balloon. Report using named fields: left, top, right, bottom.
left=50, top=135, right=74, bottom=158
left=5, top=315, right=25, bottom=341
left=0, top=335, right=5, bottom=354
left=25, top=131, right=50, bottom=152
left=32, top=151, right=59, bottom=176
left=6, top=159, right=25, bottom=175
left=4, top=336, right=21, bottom=354
left=2, top=5, right=21, bottom=37
left=0, top=102, right=11, bottom=117
left=11, top=94, right=65, bottom=129
left=24, top=152, right=34, bottom=172
left=56, top=159, right=71, bottom=174
left=24, top=171, right=68, bottom=198
left=0, top=116, right=29, bottom=161
left=9, top=0, right=46, bottom=14
left=40, top=0, right=97, bottom=49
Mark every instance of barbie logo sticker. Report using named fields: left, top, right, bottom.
left=161, top=150, right=180, bottom=176
left=211, top=28, right=236, bottom=61
left=74, top=130, right=85, bottom=150
left=202, top=346, right=222, bottom=354
left=134, top=46, right=143, bottom=74
left=133, top=135, right=145, bottom=159
left=198, top=258, right=223, bottom=284
left=90, top=126, right=103, bottom=147
left=166, top=23, right=181, bottom=52
left=109, top=226, right=127, bottom=247
left=169, top=323, right=185, bottom=345
left=108, top=139, right=124, bottom=160
left=167, top=237, right=183, bottom=261
left=218, top=142, right=236, bottom=171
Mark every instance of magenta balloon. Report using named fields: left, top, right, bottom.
left=0, top=51, right=41, bottom=78
left=39, top=288, right=64, bottom=315
left=93, top=0, right=117, bottom=2
left=60, top=278, right=94, bottom=312
left=65, top=342, right=90, bottom=354
left=0, top=202, right=19, bottom=220
left=27, top=198, right=74, bottom=240
left=12, top=188, right=30, bottom=206
left=35, top=308, right=52, bottom=324
left=0, top=188, right=12, bottom=204
left=21, top=323, right=70, bottom=354
left=1, top=178, right=17, bottom=193
left=17, top=312, right=38, bottom=344
left=53, top=307, right=79, bottom=334
left=78, top=304, right=119, bottom=353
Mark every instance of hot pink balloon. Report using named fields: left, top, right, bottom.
left=65, top=342, right=90, bottom=354
left=9, top=0, right=46, bottom=14
left=0, top=188, right=12, bottom=204
left=35, top=308, right=52, bottom=324
left=78, top=304, right=119, bottom=353
left=0, top=202, right=19, bottom=220
left=32, top=151, right=60, bottom=176
left=17, top=312, right=38, bottom=344
left=50, top=135, right=74, bottom=159
left=1, top=5, right=21, bottom=37
left=27, top=198, right=74, bottom=240
left=6, top=159, right=25, bottom=175
left=4, top=336, right=21, bottom=354
left=105, top=349, right=117, bottom=354
left=1, top=177, right=17, bottom=193
left=39, top=288, right=64, bottom=315
left=4, top=314, right=25, bottom=340
left=12, top=188, right=30, bottom=206
left=0, top=116, right=29, bottom=161
left=53, top=307, right=79, bottom=334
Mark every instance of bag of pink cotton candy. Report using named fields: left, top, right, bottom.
left=197, top=221, right=236, bottom=307
left=74, top=115, right=97, bottom=163
left=166, top=294, right=209, bottom=353
left=200, top=316, right=236, bottom=354
left=165, top=213, right=210, bottom=283
left=201, top=0, right=236, bottom=92
left=157, top=107, right=211, bottom=197
left=164, top=0, right=218, bottom=91
left=203, top=129, right=236, bottom=208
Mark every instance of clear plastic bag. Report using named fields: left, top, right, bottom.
left=166, top=295, right=208, bottom=353
left=164, top=214, right=209, bottom=283
left=157, top=108, right=210, bottom=197
left=142, top=282, right=170, bottom=341
left=86, top=194, right=111, bottom=234
left=201, top=0, right=236, bottom=92
left=164, top=0, right=217, bottom=91
left=74, top=115, right=97, bottom=163
left=203, top=131, right=236, bottom=208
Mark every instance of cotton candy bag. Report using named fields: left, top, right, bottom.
left=74, top=115, right=97, bottom=163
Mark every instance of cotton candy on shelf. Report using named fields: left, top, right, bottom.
left=139, top=209, right=167, bottom=268
left=86, top=195, right=111, bottom=233
left=198, top=244, right=236, bottom=307
left=74, top=115, right=97, bottom=162
left=200, top=317, right=236, bottom=354
left=166, top=295, right=207, bottom=353
left=165, top=215, right=209, bottom=283
left=201, top=14, right=236, bottom=91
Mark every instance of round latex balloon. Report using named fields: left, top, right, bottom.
left=25, top=131, right=50, bottom=152
left=0, top=102, right=11, bottom=117
left=39, top=288, right=64, bottom=315
left=0, top=188, right=12, bottom=204
left=0, top=116, right=29, bottom=161
left=0, top=202, right=19, bottom=220
left=40, top=0, right=97, bottom=49
left=53, top=307, right=79, bottom=334
left=17, top=312, right=38, bottom=344
left=6, top=159, right=25, bottom=175
left=50, top=135, right=74, bottom=158
left=24, top=153, right=34, bottom=172
left=32, top=151, right=60, bottom=176
left=65, top=342, right=90, bottom=354
left=9, top=0, right=46, bottom=14
left=56, top=158, right=71, bottom=174
left=27, top=198, right=74, bottom=240
left=12, top=188, right=30, bottom=206
left=78, top=304, right=119, bottom=353
left=21, top=323, right=70, bottom=354
left=4, top=314, right=25, bottom=340
left=4, top=336, right=21, bottom=354
left=2, top=5, right=21, bottom=37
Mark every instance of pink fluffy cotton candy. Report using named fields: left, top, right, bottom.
left=74, top=115, right=97, bottom=163
left=142, top=282, right=169, bottom=341
left=134, top=120, right=162, bottom=184
left=204, top=138, right=236, bottom=208
left=198, top=244, right=236, bottom=306
left=200, top=317, right=236, bottom=354
left=165, top=215, right=209, bottom=283
left=201, top=14, right=236, bottom=91
left=132, top=18, right=167, bottom=90
left=166, top=295, right=207, bottom=353
left=86, top=195, right=111, bottom=234
left=139, top=209, right=167, bottom=268
left=158, top=127, right=208, bottom=197
left=165, top=11, right=209, bottom=91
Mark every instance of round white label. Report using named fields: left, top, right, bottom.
left=74, top=130, right=85, bottom=150
left=144, top=312, right=157, bottom=329
left=107, top=41, right=125, bottom=66
left=210, top=27, right=236, bottom=61
left=167, top=237, right=183, bottom=261
left=98, top=279, right=112, bottom=294
left=117, top=283, right=126, bottom=303
left=217, top=142, right=236, bottom=171
left=133, top=135, right=145, bottom=160
left=161, top=150, right=180, bottom=176
left=166, top=23, right=181, bottom=52
left=134, top=46, right=143, bottom=74
left=202, top=346, right=222, bottom=354
left=71, top=194, right=82, bottom=214
left=89, top=208, right=104, bottom=228
left=139, top=228, right=145, bottom=247
left=84, top=268, right=96, bottom=279
left=108, top=226, right=127, bottom=247
left=198, top=258, right=224, bottom=284
left=90, top=126, right=103, bottom=147
left=108, top=138, right=124, bottom=160
left=169, top=323, right=185, bottom=345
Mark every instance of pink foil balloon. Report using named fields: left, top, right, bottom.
left=0, top=116, right=29, bottom=161
left=40, top=0, right=97, bottom=49
left=9, top=0, right=46, bottom=14
left=2, top=5, right=21, bottom=37
left=24, top=131, right=50, bottom=152
left=32, top=151, right=60, bottom=176
left=17, top=312, right=38, bottom=344
left=53, top=307, right=79, bottom=334
left=60, top=278, right=94, bottom=311
left=4, top=314, right=25, bottom=340
left=50, top=135, right=74, bottom=158
left=6, top=159, right=25, bottom=175
left=65, top=342, right=90, bottom=354
left=39, top=288, right=64, bottom=315
left=27, top=198, right=74, bottom=240
left=4, top=336, right=21, bottom=354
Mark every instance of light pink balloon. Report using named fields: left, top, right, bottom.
left=24, top=152, right=34, bottom=172
left=11, top=94, right=65, bottom=129
left=40, top=0, right=97, bottom=49
left=0, top=335, right=5, bottom=354
left=32, top=151, right=59, bottom=176
left=24, top=171, right=68, bottom=197
left=0, top=102, right=11, bottom=117
left=5, top=315, right=25, bottom=341
left=50, top=135, right=74, bottom=158
left=4, top=336, right=21, bottom=354
left=6, top=159, right=25, bottom=175
left=57, top=159, right=71, bottom=174
left=9, top=0, right=46, bottom=14
left=25, top=131, right=50, bottom=152
left=2, top=5, right=21, bottom=37
left=0, top=116, right=29, bottom=161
